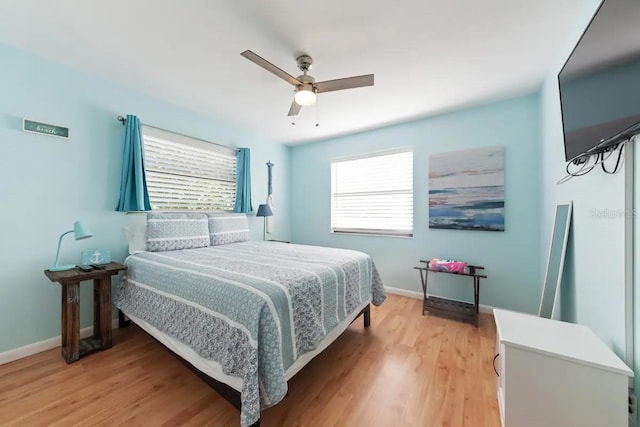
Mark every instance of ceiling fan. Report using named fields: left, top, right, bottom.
left=240, top=50, right=374, bottom=117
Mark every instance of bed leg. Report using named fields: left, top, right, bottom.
left=363, top=304, right=371, bottom=328
left=118, top=309, right=131, bottom=328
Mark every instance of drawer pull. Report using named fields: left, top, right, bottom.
left=493, top=353, right=500, bottom=376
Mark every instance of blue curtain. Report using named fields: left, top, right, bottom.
left=234, top=148, right=253, bottom=213
left=116, top=115, right=151, bottom=211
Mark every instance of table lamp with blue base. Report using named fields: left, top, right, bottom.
left=50, top=221, right=93, bottom=271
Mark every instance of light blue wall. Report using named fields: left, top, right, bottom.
left=539, top=0, right=637, bottom=412
left=289, top=94, right=541, bottom=313
left=0, top=44, right=290, bottom=353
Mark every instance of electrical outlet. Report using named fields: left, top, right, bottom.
left=629, top=392, right=637, bottom=423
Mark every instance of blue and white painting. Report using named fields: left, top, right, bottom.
left=429, top=146, right=504, bottom=231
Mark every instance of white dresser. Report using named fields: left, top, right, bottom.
left=493, top=309, right=633, bottom=427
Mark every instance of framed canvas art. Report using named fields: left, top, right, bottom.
left=429, top=146, right=505, bottom=231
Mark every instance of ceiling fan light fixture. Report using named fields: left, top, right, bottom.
left=240, top=50, right=374, bottom=117
left=294, top=84, right=316, bottom=106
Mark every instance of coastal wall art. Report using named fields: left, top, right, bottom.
left=429, top=145, right=505, bottom=231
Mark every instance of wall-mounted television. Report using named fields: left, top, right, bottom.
left=558, top=0, right=640, bottom=162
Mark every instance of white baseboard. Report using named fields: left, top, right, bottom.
left=384, top=286, right=494, bottom=314
left=0, top=319, right=120, bottom=366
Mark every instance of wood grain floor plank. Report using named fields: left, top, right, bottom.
left=0, top=294, right=499, bottom=426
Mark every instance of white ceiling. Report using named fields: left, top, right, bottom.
left=0, top=0, right=584, bottom=145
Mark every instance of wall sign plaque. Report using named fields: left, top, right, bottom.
left=23, top=119, right=70, bottom=139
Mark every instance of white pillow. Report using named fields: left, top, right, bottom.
left=125, top=222, right=147, bottom=255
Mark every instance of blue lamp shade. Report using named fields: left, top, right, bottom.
left=73, top=221, right=93, bottom=240
left=50, top=221, right=93, bottom=272
left=256, top=204, right=273, bottom=241
left=256, top=204, right=274, bottom=217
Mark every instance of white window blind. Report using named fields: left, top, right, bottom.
left=142, top=126, right=237, bottom=211
left=331, top=149, right=413, bottom=237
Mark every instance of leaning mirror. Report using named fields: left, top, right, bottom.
left=539, top=201, right=573, bottom=319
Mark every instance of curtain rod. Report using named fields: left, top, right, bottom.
left=116, top=115, right=239, bottom=152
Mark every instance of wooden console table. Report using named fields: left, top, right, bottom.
left=44, top=262, right=127, bottom=363
left=414, top=260, right=486, bottom=327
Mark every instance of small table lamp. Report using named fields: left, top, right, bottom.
left=51, top=221, right=93, bottom=271
left=256, top=204, right=273, bottom=241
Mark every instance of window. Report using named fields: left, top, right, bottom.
left=142, top=126, right=237, bottom=211
left=331, top=149, right=413, bottom=237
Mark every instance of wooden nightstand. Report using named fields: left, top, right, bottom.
left=44, top=262, right=127, bottom=363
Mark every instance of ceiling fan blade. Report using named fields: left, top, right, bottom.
left=315, top=74, right=374, bottom=93
left=241, top=50, right=302, bottom=86
left=288, top=99, right=302, bottom=116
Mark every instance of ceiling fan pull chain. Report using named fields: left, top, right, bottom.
left=315, top=91, right=320, bottom=127
left=292, top=92, right=296, bottom=126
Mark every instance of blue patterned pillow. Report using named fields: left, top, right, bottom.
left=146, top=212, right=210, bottom=252
left=207, top=212, right=251, bottom=245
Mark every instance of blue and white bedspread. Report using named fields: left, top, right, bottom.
left=115, top=241, right=386, bottom=426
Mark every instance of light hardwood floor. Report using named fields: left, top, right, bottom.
left=0, top=294, right=500, bottom=426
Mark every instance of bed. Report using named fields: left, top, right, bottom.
left=115, top=213, right=386, bottom=427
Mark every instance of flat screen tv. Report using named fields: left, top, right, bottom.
left=558, top=0, right=640, bottom=162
